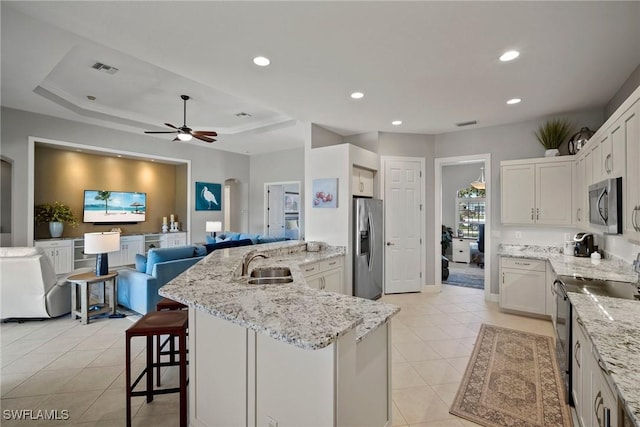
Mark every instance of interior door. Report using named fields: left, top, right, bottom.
left=384, top=159, right=422, bottom=293
left=266, top=185, right=285, bottom=237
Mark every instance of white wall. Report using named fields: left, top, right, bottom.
left=1, top=107, right=251, bottom=246
left=248, top=148, right=305, bottom=234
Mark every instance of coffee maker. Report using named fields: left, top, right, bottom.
left=573, top=232, right=594, bottom=257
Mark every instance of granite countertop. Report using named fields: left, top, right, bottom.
left=569, top=293, right=640, bottom=426
left=497, top=244, right=639, bottom=283
left=159, top=241, right=400, bottom=350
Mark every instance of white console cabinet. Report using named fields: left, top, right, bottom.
left=35, top=240, right=73, bottom=274
left=160, top=232, right=187, bottom=248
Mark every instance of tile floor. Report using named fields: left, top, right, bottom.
left=1, top=284, right=554, bottom=426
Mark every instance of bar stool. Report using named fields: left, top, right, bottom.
left=155, top=297, right=188, bottom=386
left=125, top=310, right=188, bottom=427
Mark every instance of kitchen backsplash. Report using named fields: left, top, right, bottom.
left=604, top=235, right=640, bottom=263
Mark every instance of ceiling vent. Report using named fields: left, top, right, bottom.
left=235, top=112, right=252, bottom=118
left=455, top=120, right=477, bottom=127
left=91, top=62, right=119, bottom=75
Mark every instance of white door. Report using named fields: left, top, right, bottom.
left=266, top=185, right=285, bottom=237
left=384, top=159, right=423, bottom=294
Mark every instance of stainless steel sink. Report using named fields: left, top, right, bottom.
left=247, top=277, right=294, bottom=285
left=249, top=267, right=292, bottom=278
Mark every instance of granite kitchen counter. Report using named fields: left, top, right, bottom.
left=159, top=240, right=400, bottom=350
left=498, top=244, right=638, bottom=283
left=569, top=293, right=640, bottom=426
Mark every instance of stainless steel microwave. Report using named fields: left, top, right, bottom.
left=588, top=177, right=622, bottom=234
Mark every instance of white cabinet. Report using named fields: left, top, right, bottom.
left=111, top=235, right=144, bottom=266
left=352, top=166, right=374, bottom=198
left=160, top=232, right=187, bottom=248
left=35, top=239, right=73, bottom=274
left=451, top=238, right=471, bottom=263
left=301, top=256, right=345, bottom=294
left=572, top=309, right=618, bottom=427
left=624, top=100, right=640, bottom=242
left=501, top=158, right=573, bottom=225
left=574, top=155, right=587, bottom=226
left=601, top=119, right=626, bottom=179
left=499, top=257, right=546, bottom=315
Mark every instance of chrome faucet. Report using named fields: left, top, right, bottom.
left=240, top=252, right=269, bottom=276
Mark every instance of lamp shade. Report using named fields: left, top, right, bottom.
left=84, top=232, right=121, bottom=254
left=206, top=221, right=222, bottom=233
left=470, top=167, right=486, bottom=190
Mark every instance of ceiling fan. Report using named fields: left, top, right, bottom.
left=144, top=95, right=217, bottom=143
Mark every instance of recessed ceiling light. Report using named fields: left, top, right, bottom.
left=506, top=98, right=522, bottom=105
left=500, top=50, right=520, bottom=62
left=391, top=120, right=402, bottom=126
left=253, top=56, right=270, bottom=67
left=117, top=155, right=123, bottom=158
left=350, top=92, right=364, bottom=99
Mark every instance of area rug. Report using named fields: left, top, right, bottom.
left=444, top=271, right=484, bottom=290
left=450, top=324, right=572, bottom=427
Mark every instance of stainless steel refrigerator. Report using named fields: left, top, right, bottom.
left=353, top=198, right=383, bottom=300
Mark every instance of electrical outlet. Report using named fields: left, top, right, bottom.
left=267, top=416, right=278, bottom=427
left=515, top=231, right=522, bottom=239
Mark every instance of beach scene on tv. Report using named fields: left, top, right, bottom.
left=83, top=190, right=147, bottom=223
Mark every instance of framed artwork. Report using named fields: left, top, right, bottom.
left=312, top=178, right=338, bottom=208
left=284, top=192, right=299, bottom=213
left=195, top=182, right=222, bottom=211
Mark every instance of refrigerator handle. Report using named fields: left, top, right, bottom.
left=368, top=211, right=374, bottom=271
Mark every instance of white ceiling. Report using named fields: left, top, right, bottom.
left=2, top=1, right=640, bottom=155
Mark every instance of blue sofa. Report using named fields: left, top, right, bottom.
left=117, top=245, right=206, bottom=315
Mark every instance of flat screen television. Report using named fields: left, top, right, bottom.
left=83, top=190, right=147, bottom=223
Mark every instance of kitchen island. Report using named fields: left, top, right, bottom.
left=160, top=241, right=400, bottom=427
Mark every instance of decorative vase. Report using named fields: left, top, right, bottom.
left=49, top=221, right=64, bottom=238
left=545, top=149, right=559, bottom=157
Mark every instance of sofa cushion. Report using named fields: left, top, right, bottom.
left=256, top=236, right=288, bottom=244
left=194, top=245, right=207, bottom=257
left=225, top=232, right=242, bottom=241
left=135, top=254, right=147, bottom=273
left=239, top=233, right=260, bottom=244
left=145, top=246, right=196, bottom=275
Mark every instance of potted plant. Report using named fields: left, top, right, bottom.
left=441, top=225, right=453, bottom=256
left=534, top=118, right=573, bottom=157
left=35, top=201, right=79, bottom=238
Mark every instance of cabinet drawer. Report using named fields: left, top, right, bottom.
left=501, top=257, right=545, bottom=272
left=301, top=263, right=320, bottom=277
left=321, top=257, right=344, bottom=271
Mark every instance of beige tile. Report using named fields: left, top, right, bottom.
left=430, top=382, right=462, bottom=407
left=73, top=333, right=122, bottom=351
left=392, top=363, right=428, bottom=389
left=437, top=324, right=478, bottom=339
left=393, top=385, right=456, bottom=424
left=77, top=388, right=144, bottom=423
left=132, top=413, right=181, bottom=427
left=134, top=392, right=179, bottom=417
left=392, top=400, right=408, bottom=426
left=392, top=328, right=424, bottom=345
left=43, top=349, right=103, bottom=371
left=410, top=326, right=450, bottom=342
left=411, top=360, right=463, bottom=386
left=428, top=339, right=473, bottom=359
left=447, top=356, right=471, bottom=375
left=38, top=390, right=102, bottom=423
left=391, top=345, right=408, bottom=364
left=2, top=351, right=65, bottom=375
left=30, top=336, right=86, bottom=354
left=0, top=395, right=47, bottom=427
left=57, top=366, right=122, bottom=393
left=4, top=369, right=80, bottom=398
left=394, top=340, right=441, bottom=362
left=409, top=420, right=466, bottom=427
left=1, top=372, right=34, bottom=397
left=87, top=348, right=126, bottom=367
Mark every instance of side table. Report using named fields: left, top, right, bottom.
left=67, top=271, right=118, bottom=324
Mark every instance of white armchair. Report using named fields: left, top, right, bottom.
left=0, top=246, right=71, bottom=319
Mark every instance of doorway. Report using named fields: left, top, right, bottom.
left=264, top=181, right=301, bottom=239
left=1, top=157, right=13, bottom=246
left=435, top=154, right=492, bottom=301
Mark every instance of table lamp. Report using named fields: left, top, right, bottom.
left=206, top=221, right=222, bottom=238
left=84, top=232, right=121, bottom=276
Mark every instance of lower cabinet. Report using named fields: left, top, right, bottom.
left=572, top=310, right=618, bottom=427
left=110, top=235, right=145, bottom=266
left=301, top=257, right=345, bottom=293
left=35, top=239, right=73, bottom=274
left=160, top=232, right=187, bottom=248
left=452, top=238, right=471, bottom=263
left=499, top=257, right=547, bottom=315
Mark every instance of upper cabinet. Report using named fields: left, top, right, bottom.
left=501, top=158, right=573, bottom=226
left=352, top=166, right=374, bottom=198
left=623, top=100, right=640, bottom=242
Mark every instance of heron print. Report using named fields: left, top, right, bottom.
left=195, top=182, right=222, bottom=211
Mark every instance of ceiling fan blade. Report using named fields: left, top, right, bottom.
left=193, top=134, right=215, bottom=143
left=144, top=130, right=178, bottom=134
left=172, top=137, right=180, bottom=142
left=192, top=130, right=218, bottom=136
left=164, top=123, right=179, bottom=129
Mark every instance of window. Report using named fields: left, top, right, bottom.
left=455, top=187, right=485, bottom=238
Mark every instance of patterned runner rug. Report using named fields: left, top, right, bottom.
left=450, top=324, right=573, bottom=427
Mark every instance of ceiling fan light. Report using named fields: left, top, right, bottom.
left=470, top=167, right=486, bottom=189
left=177, top=132, right=192, bottom=142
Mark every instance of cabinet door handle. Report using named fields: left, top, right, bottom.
left=536, top=208, right=539, bottom=220
left=328, top=261, right=337, bottom=266
left=360, top=182, right=364, bottom=192
left=574, top=341, right=581, bottom=368
left=502, top=272, right=504, bottom=284
left=605, top=153, right=612, bottom=174
left=577, top=208, right=581, bottom=221
left=597, top=358, right=610, bottom=375
left=514, top=261, right=531, bottom=266
left=531, top=208, right=534, bottom=221
left=320, top=277, right=326, bottom=290
left=633, top=206, right=640, bottom=232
